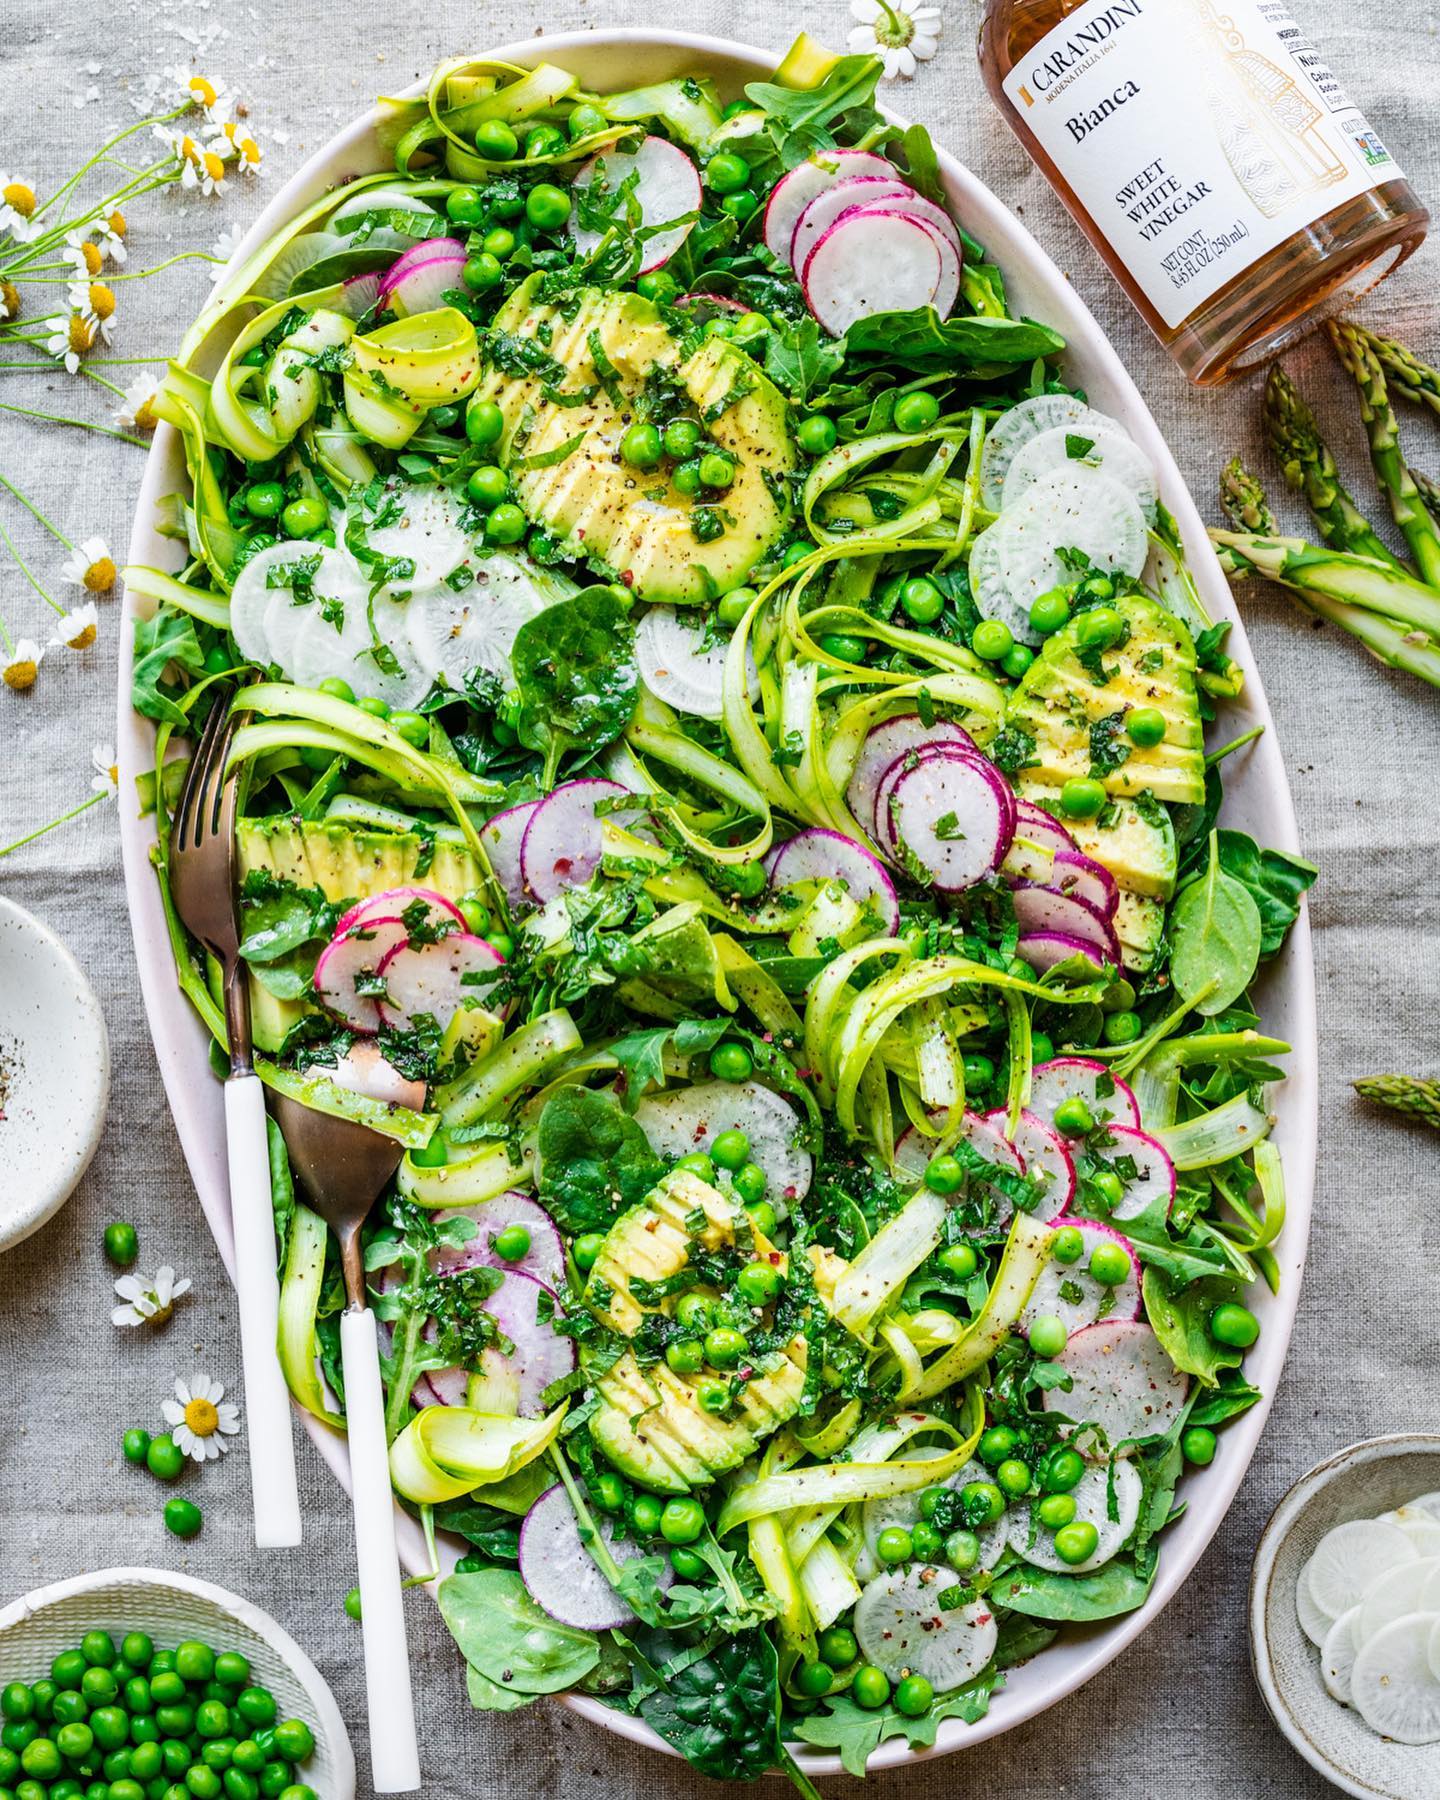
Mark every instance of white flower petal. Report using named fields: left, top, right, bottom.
left=162, top=1399, right=184, bottom=1425
left=112, top=1304, right=143, bottom=1327
left=849, top=24, right=882, bottom=52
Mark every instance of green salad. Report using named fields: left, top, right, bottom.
left=128, top=32, right=1316, bottom=1788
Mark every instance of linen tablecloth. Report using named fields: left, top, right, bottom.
left=2, top=2, right=1436, bottom=1793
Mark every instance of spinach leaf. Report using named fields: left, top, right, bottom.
left=1142, top=1266, right=1245, bottom=1386
left=638, top=1629, right=783, bottom=1781
left=437, top=1568, right=600, bottom=1695
left=535, top=1086, right=666, bottom=1234
left=1169, top=831, right=1262, bottom=1016
left=790, top=1668, right=999, bottom=1776
left=132, top=606, right=206, bottom=728
left=987, top=1556, right=1154, bottom=1621
left=744, top=56, right=883, bottom=167
left=993, top=1614, right=1058, bottom=1669
left=1188, top=1371, right=1262, bottom=1427
left=1215, top=829, right=1317, bottom=957
left=432, top=1497, right=522, bottom=1565
left=842, top=308, right=1065, bottom=371
left=465, top=1663, right=537, bottom=1713
left=762, top=313, right=848, bottom=404
left=511, top=588, right=639, bottom=786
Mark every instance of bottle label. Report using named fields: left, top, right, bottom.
left=1002, top=0, right=1402, bottom=327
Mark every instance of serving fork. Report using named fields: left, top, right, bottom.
left=168, top=684, right=302, bottom=1549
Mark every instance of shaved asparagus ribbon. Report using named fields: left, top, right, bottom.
left=277, top=1203, right=345, bottom=1430
left=389, top=1400, right=568, bottom=1504
left=909, top=1210, right=1054, bottom=1402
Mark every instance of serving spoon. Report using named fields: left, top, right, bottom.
left=267, top=1092, right=421, bottom=1793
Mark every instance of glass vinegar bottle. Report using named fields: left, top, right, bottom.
left=978, top=0, right=1428, bottom=385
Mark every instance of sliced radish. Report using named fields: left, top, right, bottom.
left=313, top=915, right=407, bottom=1031
left=982, top=1107, right=1074, bottom=1220
left=1296, top=1563, right=1338, bottom=1648
left=762, top=148, right=898, bottom=262
left=861, top=1451, right=1006, bottom=1580
left=1014, top=800, right=1077, bottom=857
left=803, top=210, right=944, bottom=338
left=1045, top=850, right=1118, bottom=920
left=978, top=393, right=1115, bottom=512
left=519, top=1483, right=674, bottom=1630
left=813, top=205, right=961, bottom=322
left=1021, top=1218, right=1140, bottom=1335
left=635, top=605, right=758, bottom=719
left=1401, top=1522, right=1440, bottom=1559
left=1095, top=1125, right=1175, bottom=1221
left=375, top=931, right=505, bottom=1032
left=570, top=135, right=701, bottom=272
left=968, top=520, right=1038, bottom=648
left=479, top=801, right=539, bottom=913
left=321, top=1040, right=427, bottom=1111
left=1001, top=835, right=1055, bottom=887
left=1360, top=1558, right=1440, bottom=1643
left=249, top=230, right=348, bottom=300
left=765, top=827, right=900, bottom=936
left=377, top=237, right=467, bottom=316
left=634, top=1079, right=812, bottom=1206
left=1007, top=1457, right=1143, bottom=1573
left=1028, top=1058, right=1140, bottom=1131
left=829, top=188, right=962, bottom=265
left=893, top=1110, right=1026, bottom=1233
left=674, top=291, right=748, bottom=314
left=988, top=467, right=1149, bottom=624
left=1004, top=422, right=1159, bottom=524
left=1011, top=887, right=1120, bottom=963
left=422, top=1268, right=574, bottom=1417
left=791, top=177, right=915, bottom=278
left=1320, top=1606, right=1361, bottom=1706
left=330, top=186, right=440, bottom=227
left=854, top=1565, right=998, bottom=1692
left=846, top=713, right=975, bottom=842
left=1040, top=1319, right=1188, bottom=1450
left=520, top=778, right=643, bottom=903
left=335, top=269, right=385, bottom=320
left=431, top=1193, right=566, bottom=1290
left=234, top=542, right=359, bottom=676
left=1350, top=1612, right=1440, bottom=1743
left=287, top=573, right=431, bottom=711
left=406, top=557, right=557, bottom=691
left=229, top=540, right=304, bottom=664
left=883, top=750, right=1016, bottom=891
left=1016, top=931, right=1116, bottom=975
left=1304, top=1517, right=1418, bottom=1620
left=363, top=481, right=472, bottom=591
left=335, top=886, right=465, bottom=937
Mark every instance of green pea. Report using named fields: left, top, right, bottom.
left=276, top=1788, right=314, bottom=1800
left=707, top=1041, right=753, bottom=1084
left=572, top=1231, right=605, bottom=1272
left=154, top=1710, right=192, bottom=1741
left=27, top=1688, right=54, bottom=1725
left=658, top=1497, right=705, bottom=1545
left=1, top=1693, right=32, bottom=1727
left=996, top=1458, right=1032, bottom=1498
left=635, top=268, right=678, bottom=302
left=695, top=1378, right=730, bottom=1415
left=244, top=484, right=285, bottom=521
left=223, top=1774, right=257, bottom=1800
left=817, top=633, right=867, bottom=663
left=0, top=1750, right=23, bottom=1784
left=962, top=1052, right=996, bottom=1090
left=145, top=1676, right=182, bottom=1710
left=1101, top=1009, right=1143, bottom=1046
left=524, top=184, right=571, bottom=231
left=793, top=1662, right=832, bottom=1700
left=704, top=151, right=750, bottom=194
left=231, top=1695, right=273, bottom=1733
left=675, top=1148, right=717, bottom=1180
left=627, top=1493, right=664, bottom=1536
left=51, top=1694, right=87, bottom=1728
left=1028, top=1314, right=1068, bottom=1358
left=1053, top=1520, right=1100, bottom=1565
left=731, top=1162, right=767, bottom=1206
left=736, top=1262, right=782, bottom=1307
left=972, top=619, right=1013, bottom=662
left=87, top=1714, right=127, bottom=1754
left=1045, top=1451, right=1090, bottom=1497
left=1058, top=776, right=1107, bottom=819
left=816, top=1626, right=858, bottom=1669
left=664, top=1339, right=704, bottom=1376
left=185, top=1769, right=221, bottom=1800
left=1209, top=1302, right=1259, bottom=1348
left=746, top=1200, right=778, bottom=1237
left=524, top=124, right=567, bottom=160
left=703, top=1326, right=748, bottom=1369
left=936, top=1242, right=978, bottom=1280
left=472, top=119, right=518, bottom=160
left=568, top=103, right=608, bottom=141
left=78, top=1637, right=114, bottom=1671
left=673, top=1294, right=713, bottom=1334
left=145, top=1658, right=174, bottom=1681
left=20, top=1743, right=60, bottom=1782
left=491, top=1224, right=531, bottom=1263
left=14, top=1782, right=45, bottom=1800
left=655, top=417, right=697, bottom=462
left=876, top=1525, right=913, bottom=1565
left=266, top=1727, right=310, bottom=1768
left=893, top=389, right=941, bottom=433
left=228, top=1747, right=264, bottom=1781
left=1088, top=1243, right=1132, bottom=1287
left=1051, top=1225, right=1084, bottom=1266
left=592, top=1472, right=626, bottom=1514
left=1029, top=587, right=1070, bottom=636
left=619, top=422, right=662, bottom=469
left=119, top=1642, right=151, bottom=1678
left=444, top=187, right=484, bottom=227
left=1074, top=606, right=1124, bottom=651
left=978, top=1425, right=1019, bottom=1466
left=109, top=1782, right=146, bottom=1800
left=485, top=503, right=526, bottom=545
left=486, top=932, right=515, bottom=959
left=194, top=1707, right=229, bottom=1744
left=709, top=1129, right=749, bottom=1172
left=465, top=465, right=508, bottom=510
left=127, top=1745, right=161, bottom=1782
left=669, top=1545, right=706, bottom=1580
left=79, top=1672, right=115, bottom=1707
left=254, top=1771, right=288, bottom=1800
left=1052, top=1095, right=1095, bottom=1136
left=893, top=1673, right=934, bottom=1718
left=145, top=1436, right=184, bottom=1482
left=163, top=1498, right=202, bottom=1539
left=781, top=538, right=814, bottom=569
left=1001, top=643, right=1035, bottom=680
left=924, top=1153, right=964, bottom=1195
left=910, top=1520, right=943, bottom=1559
left=464, top=398, right=504, bottom=447
left=697, top=451, right=735, bottom=489
left=900, top=576, right=944, bottom=624
left=795, top=415, right=837, bottom=456
left=851, top=1666, right=891, bottom=1711
left=1037, top=1492, right=1077, bottom=1529
left=1126, top=706, right=1167, bottom=747
left=720, top=189, right=759, bottom=222
left=1181, top=1426, right=1217, bottom=1465
left=103, top=1223, right=138, bottom=1267
left=121, top=1683, right=150, bottom=1718
left=962, top=1480, right=1007, bottom=1525
left=1089, top=1168, right=1125, bottom=1211
left=461, top=252, right=503, bottom=294
left=277, top=495, right=326, bottom=540
left=0, top=1727, right=36, bottom=1756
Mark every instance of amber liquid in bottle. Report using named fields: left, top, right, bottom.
left=979, top=0, right=1428, bottom=384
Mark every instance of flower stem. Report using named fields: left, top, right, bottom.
left=0, top=791, right=106, bottom=859
left=0, top=517, right=63, bottom=612
left=0, top=397, right=146, bottom=447
left=0, top=473, right=72, bottom=549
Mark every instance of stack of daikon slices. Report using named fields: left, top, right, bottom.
left=1297, top=1493, right=1440, bottom=1743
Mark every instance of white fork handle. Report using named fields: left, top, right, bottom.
left=341, top=1307, right=421, bottom=1794
left=225, top=1075, right=302, bottom=1549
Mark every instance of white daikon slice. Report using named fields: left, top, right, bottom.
left=989, top=467, right=1148, bottom=626
left=854, top=1565, right=998, bottom=1693
left=406, top=559, right=554, bottom=690
left=1320, top=1606, right=1361, bottom=1706
left=1004, top=423, right=1159, bottom=524
left=1350, top=1611, right=1440, bottom=1744
left=635, top=605, right=758, bottom=718
left=1360, top=1558, right=1440, bottom=1644
left=978, top=393, right=1115, bottom=512
left=1304, top=1517, right=1417, bottom=1620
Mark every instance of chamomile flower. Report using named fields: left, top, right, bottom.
left=163, top=1373, right=241, bottom=1462
left=45, top=313, right=95, bottom=374
left=167, top=67, right=230, bottom=123
left=116, top=372, right=160, bottom=431
left=55, top=602, right=99, bottom=650
left=64, top=228, right=105, bottom=278
left=208, top=222, right=244, bottom=279
left=848, top=0, right=943, bottom=78
left=0, top=173, right=38, bottom=240
left=67, top=279, right=118, bottom=345
left=112, top=1266, right=192, bottom=1328
left=0, top=282, right=19, bottom=323
left=62, top=536, right=116, bottom=594
left=2, top=639, right=44, bottom=692
left=92, top=743, right=120, bottom=797
left=211, top=118, right=264, bottom=177
left=98, top=211, right=128, bottom=264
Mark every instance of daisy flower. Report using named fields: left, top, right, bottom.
left=208, top=222, right=244, bottom=280
left=116, top=372, right=160, bottom=431
left=92, top=742, right=120, bottom=797
left=0, top=172, right=38, bottom=241
left=55, top=602, right=99, bottom=650
left=62, top=536, right=117, bottom=594
left=155, top=127, right=228, bottom=195
left=167, top=68, right=230, bottom=124
left=2, top=639, right=44, bottom=692
left=112, top=1264, right=191, bottom=1327
left=211, top=118, right=264, bottom=177
left=0, top=281, right=19, bottom=323
left=848, top=0, right=944, bottom=79
left=68, top=280, right=118, bottom=345
left=46, top=313, right=95, bottom=375
left=163, top=1374, right=241, bottom=1462
left=64, top=229, right=105, bottom=278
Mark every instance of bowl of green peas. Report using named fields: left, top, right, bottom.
left=0, top=1570, right=353, bottom=1800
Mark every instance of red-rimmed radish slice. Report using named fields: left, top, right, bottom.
left=803, top=210, right=944, bottom=338
left=989, top=467, right=1149, bottom=622
left=314, top=914, right=408, bottom=1030
left=674, top=290, right=748, bottom=313
left=520, top=1484, right=674, bottom=1630
left=762, top=148, right=898, bottom=262
left=1040, top=1319, right=1188, bottom=1450
left=635, top=604, right=759, bottom=719
left=634, top=1079, right=812, bottom=1206
left=377, top=237, right=467, bottom=317
left=570, top=135, right=700, bottom=271
left=1304, top=1518, right=1419, bottom=1620
left=1015, top=799, right=1077, bottom=856
left=1021, top=1217, right=1140, bottom=1333
left=1096, top=1125, right=1175, bottom=1221
left=811, top=203, right=962, bottom=319
left=855, top=1566, right=997, bottom=1692
left=430, top=1192, right=566, bottom=1290
left=765, top=827, right=900, bottom=936
left=1011, top=886, right=1120, bottom=962
left=520, top=778, right=644, bottom=903
left=1004, top=422, right=1159, bottom=524
left=831, top=188, right=962, bottom=263
left=425, top=1268, right=575, bottom=1418
left=1350, top=1612, right=1440, bottom=1743
left=982, top=1107, right=1074, bottom=1219
left=376, top=930, right=505, bottom=1032
left=872, top=743, right=1012, bottom=854
left=978, top=392, right=1115, bottom=512
left=1007, top=1458, right=1142, bottom=1573
left=405, top=555, right=554, bottom=690
left=1046, top=850, right=1118, bottom=919
left=1015, top=930, right=1116, bottom=974
left=883, top=750, right=1016, bottom=891
left=335, top=886, right=464, bottom=937
left=479, top=800, right=538, bottom=912
left=791, top=176, right=915, bottom=276
left=322, top=1040, right=427, bottom=1111
left=893, top=1109, right=1025, bottom=1233
left=1320, top=1606, right=1361, bottom=1705
left=335, top=268, right=385, bottom=320
left=1028, top=1057, right=1140, bottom=1130
left=846, top=713, right=975, bottom=841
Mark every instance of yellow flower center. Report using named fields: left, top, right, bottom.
left=81, top=240, right=103, bottom=274
left=183, top=1396, right=220, bottom=1436
left=88, top=282, right=116, bottom=321
left=67, top=313, right=95, bottom=355
left=3, top=658, right=38, bottom=692
left=84, top=556, right=116, bottom=593
left=134, top=396, right=157, bottom=431
left=3, top=180, right=35, bottom=218
left=178, top=134, right=200, bottom=166
left=217, top=120, right=238, bottom=145
left=108, top=209, right=127, bottom=238
left=189, top=76, right=219, bottom=109
left=67, top=619, right=98, bottom=649
left=201, top=151, right=226, bottom=183
left=0, top=281, right=19, bottom=321
left=238, top=137, right=261, bottom=167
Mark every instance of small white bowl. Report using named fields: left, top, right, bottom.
left=0, top=896, right=110, bottom=1252
left=1250, top=1433, right=1440, bottom=1800
left=0, top=1568, right=354, bottom=1798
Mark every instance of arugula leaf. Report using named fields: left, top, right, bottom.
left=843, top=308, right=1065, bottom=370
left=987, top=1556, right=1154, bottom=1621
left=791, top=1668, right=999, bottom=1776
left=535, top=1086, right=666, bottom=1234
left=132, top=607, right=206, bottom=728
left=1115, top=1188, right=1229, bottom=1285
left=1142, top=1266, right=1245, bottom=1386
left=744, top=55, right=884, bottom=168
left=511, top=588, right=639, bottom=785
left=763, top=314, right=848, bottom=405
left=1215, top=830, right=1317, bottom=957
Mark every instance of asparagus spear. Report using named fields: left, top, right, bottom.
left=1209, top=526, right=1440, bottom=638
left=1359, top=328, right=1440, bottom=421
left=1353, top=1074, right=1440, bottom=1130
left=1219, top=457, right=1278, bottom=534
left=1327, top=320, right=1440, bottom=588
left=1263, top=364, right=1405, bottom=568
left=1410, top=466, right=1440, bottom=511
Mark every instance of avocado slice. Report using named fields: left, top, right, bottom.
left=1114, top=890, right=1165, bottom=972
left=1017, top=783, right=1178, bottom=903
left=472, top=275, right=796, bottom=604
left=1005, top=594, right=1206, bottom=806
